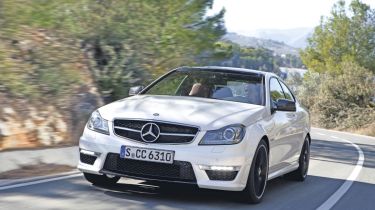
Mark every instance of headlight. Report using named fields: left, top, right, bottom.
left=87, top=110, right=109, bottom=135
left=199, top=124, right=245, bottom=145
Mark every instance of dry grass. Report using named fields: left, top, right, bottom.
left=0, top=163, right=75, bottom=179
left=345, top=123, right=375, bottom=137
left=311, top=109, right=375, bottom=138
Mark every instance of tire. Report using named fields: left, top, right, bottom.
left=83, top=172, right=120, bottom=186
left=242, top=139, right=269, bottom=204
left=285, top=136, right=310, bottom=181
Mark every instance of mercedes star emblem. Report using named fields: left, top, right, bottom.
left=140, top=123, right=160, bottom=142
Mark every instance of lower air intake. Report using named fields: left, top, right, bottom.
left=102, top=153, right=196, bottom=183
left=205, top=170, right=238, bottom=181
left=80, top=153, right=97, bottom=165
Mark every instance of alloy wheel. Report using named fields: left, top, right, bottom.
left=253, top=145, right=268, bottom=198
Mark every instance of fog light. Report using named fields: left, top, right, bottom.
left=199, top=165, right=241, bottom=171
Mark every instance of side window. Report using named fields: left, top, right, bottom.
left=280, top=81, right=294, bottom=101
left=269, top=78, right=285, bottom=104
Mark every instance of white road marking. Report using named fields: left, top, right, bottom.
left=316, top=137, right=365, bottom=210
left=316, top=132, right=327, bottom=136
left=0, top=173, right=82, bottom=191
left=313, top=127, right=375, bottom=140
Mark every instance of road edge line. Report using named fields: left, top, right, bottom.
left=0, top=171, right=82, bottom=191
left=312, top=127, right=375, bottom=140
left=316, top=137, right=365, bottom=210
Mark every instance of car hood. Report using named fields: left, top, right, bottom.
left=99, top=95, right=266, bottom=130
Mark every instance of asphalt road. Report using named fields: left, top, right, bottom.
left=1, top=128, right=374, bottom=210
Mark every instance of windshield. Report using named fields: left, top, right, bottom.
left=142, top=69, right=265, bottom=105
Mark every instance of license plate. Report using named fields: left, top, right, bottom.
left=120, top=145, right=174, bottom=164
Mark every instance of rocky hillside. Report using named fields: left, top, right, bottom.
left=0, top=30, right=103, bottom=151
left=0, top=89, right=101, bottom=151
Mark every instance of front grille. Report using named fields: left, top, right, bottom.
left=80, top=153, right=97, bottom=165
left=102, top=153, right=196, bottom=183
left=113, top=119, right=199, bottom=144
left=205, top=170, right=238, bottom=181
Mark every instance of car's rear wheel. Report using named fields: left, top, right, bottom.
left=242, top=139, right=269, bottom=204
left=83, top=172, right=120, bottom=186
left=285, top=136, right=310, bottom=181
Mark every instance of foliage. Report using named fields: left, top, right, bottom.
left=0, top=0, right=226, bottom=101
left=295, top=71, right=323, bottom=109
left=298, top=0, right=375, bottom=132
left=313, top=62, right=374, bottom=129
left=0, top=30, right=82, bottom=100
left=68, top=0, right=225, bottom=101
left=297, top=62, right=375, bottom=129
left=282, top=54, right=304, bottom=69
left=222, top=32, right=300, bottom=57
left=300, top=0, right=375, bottom=74
left=284, top=72, right=304, bottom=94
left=204, top=41, right=304, bottom=75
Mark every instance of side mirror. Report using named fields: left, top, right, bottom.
left=128, top=86, right=144, bottom=96
left=275, top=99, right=296, bottom=112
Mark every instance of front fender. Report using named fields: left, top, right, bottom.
left=243, top=123, right=269, bottom=161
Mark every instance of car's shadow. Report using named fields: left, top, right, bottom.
left=93, top=176, right=312, bottom=205
left=96, top=179, right=244, bottom=203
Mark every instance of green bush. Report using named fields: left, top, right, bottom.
left=1, top=0, right=226, bottom=102
left=297, top=62, right=375, bottom=129
left=0, top=31, right=82, bottom=100
left=296, top=71, right=324, bottom=109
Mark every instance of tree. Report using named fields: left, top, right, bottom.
left=203, top=40, right=305, bottom=75
left=285, top=72, right=303, bottom=94
left=296, top=71, right=323, bottom=110
left=72, top=0, right=226, bottom=100
left=1, top=0, right=226, bottom=101
left=300, top=0, right=375, bottom=74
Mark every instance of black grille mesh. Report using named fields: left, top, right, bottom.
left=115, top=120, right=144, bottom=130
left=113, top=120, right=198, bottom=144
left=102, top=153, right=196, bottom=183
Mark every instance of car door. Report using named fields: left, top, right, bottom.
left=268, top=77, right=298, bottom=171
left=279, top=81, right=304, bottom=163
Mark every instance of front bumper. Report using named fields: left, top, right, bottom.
left=78, top=127, right=254, bottom=191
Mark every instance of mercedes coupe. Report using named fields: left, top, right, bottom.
left=78, top=66, right=311, bottom=203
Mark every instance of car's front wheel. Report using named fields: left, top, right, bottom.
left=242, top=139, right=269, bottom=204
left=285, top=136, right=310, bottom=181
left=83, top=172, right=120, bottom=186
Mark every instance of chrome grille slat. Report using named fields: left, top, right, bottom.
left=114, top=126, right=195, bottom=137
left=113, top=119, right=199, bottom=144
left=113, top=126, right=141, bottom=133
left=159, top=132, right=196, bottom=137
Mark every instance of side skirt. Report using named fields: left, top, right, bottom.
left=267, top=162, right=299, bottom=180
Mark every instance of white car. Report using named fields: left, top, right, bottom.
left=78, top=66, right=311, bottom=203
